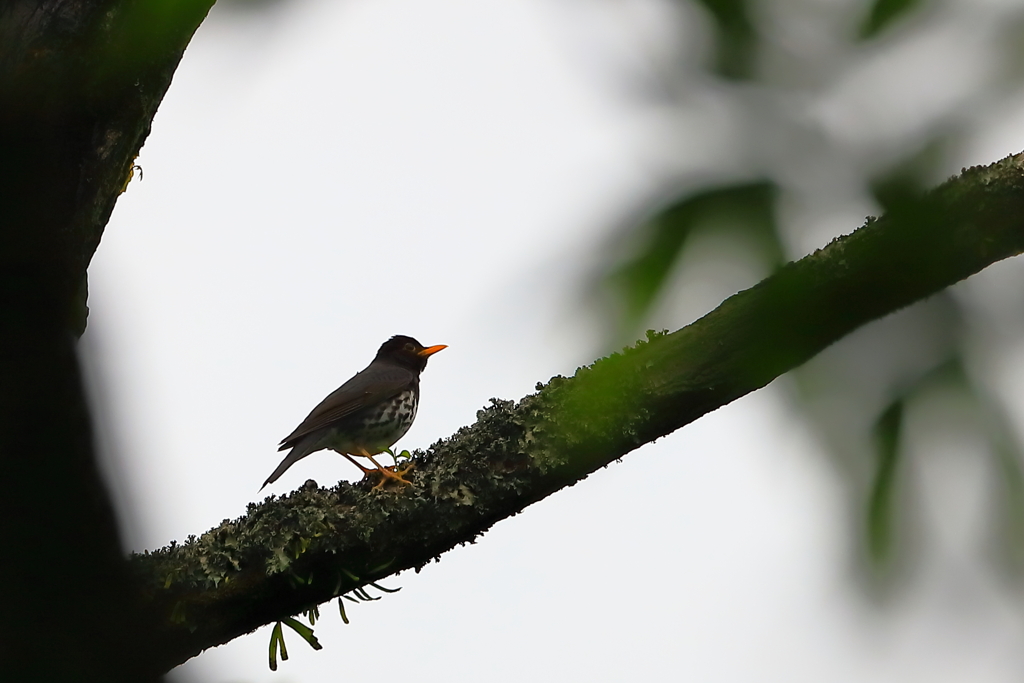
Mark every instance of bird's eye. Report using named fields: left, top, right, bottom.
left=404, top=343, right=415, bottom=352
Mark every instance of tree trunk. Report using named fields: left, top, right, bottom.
left=0, top=1, right=212, bottom=680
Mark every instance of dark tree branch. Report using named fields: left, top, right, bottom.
left=0, top=1, right=213, bottom=681
left=1, top=0, right=213, bottom=330
left=130, top=154, right=1024, bottom=673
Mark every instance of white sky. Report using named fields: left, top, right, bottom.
left=83, top=0, right=1024, bottom=681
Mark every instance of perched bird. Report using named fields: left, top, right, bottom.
left=262, top=335, right=446, bottom=489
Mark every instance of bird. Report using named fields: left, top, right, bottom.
left=262, top=335, right=446, bottom=490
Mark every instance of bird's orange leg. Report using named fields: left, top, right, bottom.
left=338, top=453, right=374, bottom=475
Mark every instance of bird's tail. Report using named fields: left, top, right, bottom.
left=260, top=440, right=314, bottom=490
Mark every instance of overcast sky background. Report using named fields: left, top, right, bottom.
left=82, top=0, right=1024, bottom=681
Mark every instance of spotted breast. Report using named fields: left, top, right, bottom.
left=347, top=388, right=419, bottom=453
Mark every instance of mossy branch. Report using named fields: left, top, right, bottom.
left=130, top=153, right=1024, bottom=673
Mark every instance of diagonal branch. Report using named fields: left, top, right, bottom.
left=130, top=153, right=1024, bottom=675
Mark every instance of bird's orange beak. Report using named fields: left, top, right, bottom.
left=417, top=344, right=447, bottom=358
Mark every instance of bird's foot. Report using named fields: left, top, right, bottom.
left=370, top=461, right=415, bottom=490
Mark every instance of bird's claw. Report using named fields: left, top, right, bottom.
left=370, top=461, right=415, bottom=491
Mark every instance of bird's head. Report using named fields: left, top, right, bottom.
left=377, top=335, right=447, bottom=372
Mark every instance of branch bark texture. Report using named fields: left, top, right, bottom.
left=131, top=153, right=1024, bottom=673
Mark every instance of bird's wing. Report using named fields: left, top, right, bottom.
left=278, top=365, right=415, bottom=449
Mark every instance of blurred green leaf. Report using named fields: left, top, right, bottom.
left=867, top=399, right=904, bottom=562
left=690, top=0, right=758, bottom=79
left=862, top=353, right=1024, bottom=573
left=992, top=438, right=1024, bottom=573
left=868, top=137, right=950, bottom=213
left=941, top=359, right=1024, bottom=575
left=859, top=0, right=927, bottom=39
left=865, top=357, right=964, bottom=564
left=608, top=181, right=781, bottom=333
